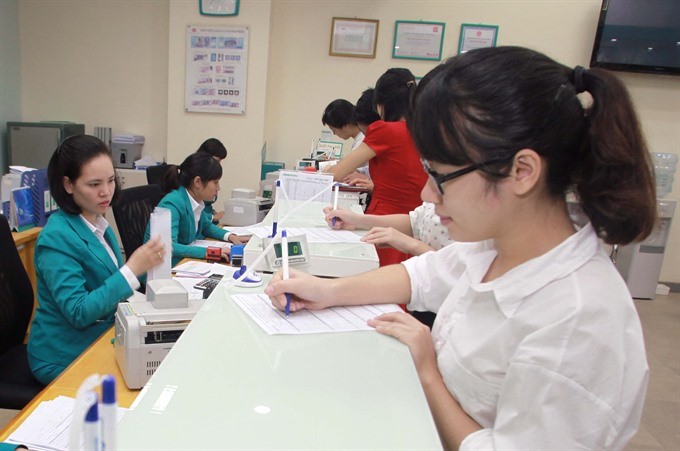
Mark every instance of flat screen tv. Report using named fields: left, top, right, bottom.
left=590, top=0, right=680, bottom=75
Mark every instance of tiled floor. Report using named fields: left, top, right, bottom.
left=627, top=292, right=680, bottom=450
left=1, top=295, right=679, bottom=449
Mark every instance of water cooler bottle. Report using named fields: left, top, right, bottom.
left=614, top=199, right=676, bottom=299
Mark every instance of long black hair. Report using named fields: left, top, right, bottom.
left=162, top=152, right=223, bottom=193
left=409, top=46, right=656, bottom=245
left=47, top=135, right=120, bottom=215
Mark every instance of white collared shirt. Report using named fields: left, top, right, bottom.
left=187, top=190, right=205, bottom=233
left=80, top=215, right=140, bottom=291
left=351, top=131, right=365, bottom=151
left=402, top=223, right=648, bottom=450
left=185, top=189, right=232, bottom=241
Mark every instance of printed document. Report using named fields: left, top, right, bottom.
left=232, top=293, right=402, bottom=335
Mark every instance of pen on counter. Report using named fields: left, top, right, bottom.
left=270, top=180, right=281, bottom=238
left=331, top=184, right=340, bottom=228
left=310, top=139, right=315, bottom=159
left=101, top=375, right=117, bottom=451
left=83, top=392, right=102, bottom=451
left=281, top=229, right=291, bottom=316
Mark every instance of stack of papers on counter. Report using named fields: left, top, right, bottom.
left=5, top=395, right=126, bottom=451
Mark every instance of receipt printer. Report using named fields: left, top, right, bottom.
left=115, top=279, right=203, bottom=389
left=223, top=188, right=273, bottom=226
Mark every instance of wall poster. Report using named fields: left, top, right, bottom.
left=185, top=24, right=248, bottom=114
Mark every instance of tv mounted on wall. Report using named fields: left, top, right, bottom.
left=590, top=0, right=680, bottom=75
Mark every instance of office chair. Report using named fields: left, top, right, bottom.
left=145, top=163, right=170, bottom=194
left=0, top=214, right=45, bottom=409
left=112, top=184, right=164, bottom=259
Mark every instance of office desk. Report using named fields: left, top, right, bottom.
left=0, top=327, right=135, bottom=440
left=12, top=226, right=40, bottom=299
left=118, top=275, right=442, bottom=450
left=12, top=226, right=41, bottom=337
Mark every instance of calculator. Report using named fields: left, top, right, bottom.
left=194, top=274, right=223, bottom=298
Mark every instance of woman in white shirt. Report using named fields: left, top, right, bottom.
left=266, top=46, right=656, bottom=450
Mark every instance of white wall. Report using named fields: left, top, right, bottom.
left=165, top=0, right=271, bottom=203
left=265, top=0, right=680, bottom=283
left=18, top=0, right=170, bottom=162
left=0, top=0, right=21, bottom=173
left=14, top=0, right=680, bottom=283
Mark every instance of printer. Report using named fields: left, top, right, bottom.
left=223, top=188, right=274, bottom=226
left=115, top=279, right=203, bottom=389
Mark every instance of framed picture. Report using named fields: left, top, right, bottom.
left=392, top=20, right=445, bottom=61
left=458, top=23, right=498, bottom=54
left=329, top=17, right=379, bottom=58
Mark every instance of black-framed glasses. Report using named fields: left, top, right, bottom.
left=421, top=153, right=516, bottom=195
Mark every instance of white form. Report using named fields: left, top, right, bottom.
left=246, top=226, right=363, bottom=244
left=231, top=293, right=402, bottom=335
left=278, top=170, right=334, bottom=203
left=7, top=395, right=126, bottom=451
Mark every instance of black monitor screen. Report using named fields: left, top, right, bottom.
left=590, top=0, right=680, bottom=75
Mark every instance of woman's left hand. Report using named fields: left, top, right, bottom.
left=368, top=312, right=438, bottom=376
left=228, top=234, right=251, bottom=244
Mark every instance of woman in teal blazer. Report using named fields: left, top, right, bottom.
left=147, top=152, right=249, bottom=266
left=27, top=135, right=165, bottom=384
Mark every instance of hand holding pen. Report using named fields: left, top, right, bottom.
left=323, top=206, right=360, bottom=230
left=281, top=229, right=291, bottom=316
left=331, top=184, right=340, bottom=227
left=264, top=268, right=333, bottom=313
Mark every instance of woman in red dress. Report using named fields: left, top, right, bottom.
left=327, top=69, right=427, bottom=266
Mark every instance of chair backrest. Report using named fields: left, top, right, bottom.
left=0, top=214, right=34, bottom=356
left=146, top=163, right=170, bottom=193
left=112, top=185, right=163, bottom=258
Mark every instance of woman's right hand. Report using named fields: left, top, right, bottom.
left=126, top=236, right=166, bottom=276
left=323, top=206, right=361, bottom=230
left=264, top=268, right=334, bottom=313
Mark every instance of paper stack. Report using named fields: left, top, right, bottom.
left=5, top=395, right=127, bottom=451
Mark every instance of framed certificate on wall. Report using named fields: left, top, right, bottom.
left=458, top=23, right=498, bottom=54
left=329, top=17, right=379, bottom=58
left=392, top=21, right=445, bottom=61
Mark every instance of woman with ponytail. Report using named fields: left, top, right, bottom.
left=326, top=68, right=427, bottom=266
left=146, top=152, right=249, bottom=265
left=267, top=47, right=655, bottom=449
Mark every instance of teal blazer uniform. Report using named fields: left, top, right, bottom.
left=145, top=186, right=230, bottom=265
left=27, top=209, right=133, bottom=384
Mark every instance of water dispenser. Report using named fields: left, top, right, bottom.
left=614, top=200, right=676, bottom=299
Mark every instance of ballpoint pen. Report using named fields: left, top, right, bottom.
left=331, top=184, right=340, bottom=227
left=101, top=375, right=117, bottom=451
left=270, top=180, right=281, bottom=238
left=281, top=229, right=291, bottom=316
left=83, top=391, right=102, bottom=451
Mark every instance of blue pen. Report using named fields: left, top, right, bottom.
left=270, top=180, right=281, bottom=238
left=83, top=392, right=102, bottom=451
left=331, top=184, right=340, bottom=227
left=281, top=230, right=291, bottom=316
left=101, top=375, right=117, bottom=451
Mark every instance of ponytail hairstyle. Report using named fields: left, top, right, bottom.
left=197, top=138, right=227, bottom=160
left=409, top=46, right=656, bottom=245
left=47, top=135, right=120, bottom=215
left=162, top=152, right=223, bottom=193
left=374, top=68, right=417, bottom=121
left=354, top=88, right=381, bottom=128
